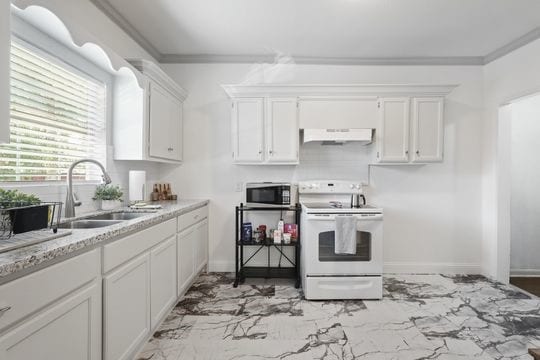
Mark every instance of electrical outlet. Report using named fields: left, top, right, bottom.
left=235, top=182, right=243, bottom=192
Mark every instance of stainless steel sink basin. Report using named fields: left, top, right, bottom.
left=58, top=220, right=123, bottom=229
left=85, top=212, right=150, bottom=221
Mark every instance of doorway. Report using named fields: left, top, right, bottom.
left=504, top=93, right=540, bottom=296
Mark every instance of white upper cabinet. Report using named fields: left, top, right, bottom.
left=148, top=82, right=183, bottom=161
left=223, top=84, right=454, bottom=166
left=266, top=98, right=299, bottom=163
left=298, top=97, right=378, bottom=129
left=232, top=97, right=299, bottom=165
left=114, top=59, right=187, bottom=163
left=376, top=96, right=444, bottom=164
left=0, top=1, right=10, bottom=144
left=377, top=98, right=410, bottom=163
left=411, top=97, right=444, bottom=163
left=231, top=98, right=265, bottom=163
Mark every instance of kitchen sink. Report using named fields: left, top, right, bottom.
left=58, top=220, right=123, bottom=229
left=84, top=212, right=150, bottom=221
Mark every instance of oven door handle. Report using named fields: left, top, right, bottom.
left=307, top=214, right=383, bottom=221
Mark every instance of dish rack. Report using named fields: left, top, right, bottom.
left=0, top=202, right=63, bottom=240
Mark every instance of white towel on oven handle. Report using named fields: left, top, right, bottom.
left=335, top=215, right=357, bottom=255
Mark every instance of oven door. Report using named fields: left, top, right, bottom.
left=246, top=184, right=291, bottom=206
left=304, top=213, right=383, bottom=275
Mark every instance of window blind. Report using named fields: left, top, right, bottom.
left=0, top=41, right=107, bottom=182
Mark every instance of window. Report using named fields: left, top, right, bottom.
left=0, top=40, right=107, bottom=182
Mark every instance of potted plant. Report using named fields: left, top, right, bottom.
left=0, top=189, right=48, bottom=234
left=93, top=184, right=124, bottom=211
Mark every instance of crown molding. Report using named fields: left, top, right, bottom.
left=90, top=0, right=540, bottom=67
left=483, top=26, right=540, bottom=64
left=127, top=58, right=188, bottom=101
left=89, top=0, right=162, bottom=61
left=161, top=53, right=484, bottom=66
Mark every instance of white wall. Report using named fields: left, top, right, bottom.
left=482, top=38, right=540, bottom=281
left=0, top=0, right=164, bottom=216
left=161, top=63, right=484, bottom=273
left=510, top=94, right=540, bottom=275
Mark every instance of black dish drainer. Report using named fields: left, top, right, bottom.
left=0, top=202, right=63, bottom=240
left=234, top=203, right=301, bottom=288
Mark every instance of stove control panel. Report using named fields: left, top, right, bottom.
left=299, top=180, right=362, bottom=194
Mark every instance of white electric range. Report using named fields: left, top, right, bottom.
left=299, top=181, right=383, bottom=300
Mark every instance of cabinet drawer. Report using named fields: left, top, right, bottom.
left=177, top=206, right=208, bottom=232
left=0, top=249, right=100, bottom=332
left=103, top=218, right=176, bottom=273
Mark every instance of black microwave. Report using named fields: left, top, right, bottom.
left=245, top=182, right=298, bottom=207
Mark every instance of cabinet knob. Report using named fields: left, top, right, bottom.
left=269, top=150, right=273, bottom=155
left=168, top=147, right=174, bottom=152
left=405, top=150, right=409, bottom=155
left=416, top=150, right=420, bottom=155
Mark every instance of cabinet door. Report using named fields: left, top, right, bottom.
left=0, top=1, right=9, bottom=144
left=150, top=236, right=177, bottom=329
left=148, top=82, right=172, bottom=159
left=377, top=98, right=410, bottom=163
left=169, top=97, right=183, bottom=161
left=266, top=98, right=299, bottom=163
left=0, top=282, right=101, bottom=360
left=194, top=219, right=209, bottom=274
left=411, top=97, right=444, bottom=163
left=232, top=98, right=264, bottom=163
left=177, top=226, right=196, bottom=296
left=104, top=253, right=150, bottom=360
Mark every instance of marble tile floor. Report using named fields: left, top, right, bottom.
left=136, top=273, right=540, bottom=360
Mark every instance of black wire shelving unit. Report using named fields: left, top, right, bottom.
left=234, top=203, right=301, bottom=288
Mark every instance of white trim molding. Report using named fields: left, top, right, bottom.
left=160, top=54, right=484, bottom=66
left=222, top=84, right=458, bottom=98
left=384, top=262, right=482, bottom=275
left=209, top=261, right=482, bottom=274
left=510, top=269, right=540, bottom=277
left=484, top=27, right=540, bottom=64
left=128, top=59, right=188, bottom=101
left=90, top=0, right=540, bottom=66
left=89, top=0, right=161, bottom=61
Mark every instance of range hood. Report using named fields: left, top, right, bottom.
left=303, top=129, right=373, bottom=145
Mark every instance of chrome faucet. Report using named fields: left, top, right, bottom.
left=65, top=159, right=112, bottom=218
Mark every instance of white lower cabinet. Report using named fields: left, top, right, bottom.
left=0, top=249, right=101, bottom=360
left=177, top=205, right=209, bottom=297
left=194, top=219, right=209, bottom=274
left=0, top=282, right=101, bottom=360
left=103, top=253, right=150, bottom=360
left=0, top=205, right=209, bottom=360
left=177, top=225, right=196, bottom=296
left=150, top=236, right=177, bottom=328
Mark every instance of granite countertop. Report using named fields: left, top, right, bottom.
left=0, top=199, right=209, bottom=281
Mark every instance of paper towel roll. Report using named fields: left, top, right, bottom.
left=129, top=170, right=146, bottom=202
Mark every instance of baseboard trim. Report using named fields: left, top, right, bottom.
left=208, top=261, right=482, bottom=274
left=208, top=261, right=235, bottom=273
left=510, top=269, right=540, bottom=277
left=383, top=262, right=482, bottom=274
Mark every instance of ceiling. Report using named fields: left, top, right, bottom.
left=91, top=0, right=540, bottom=65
